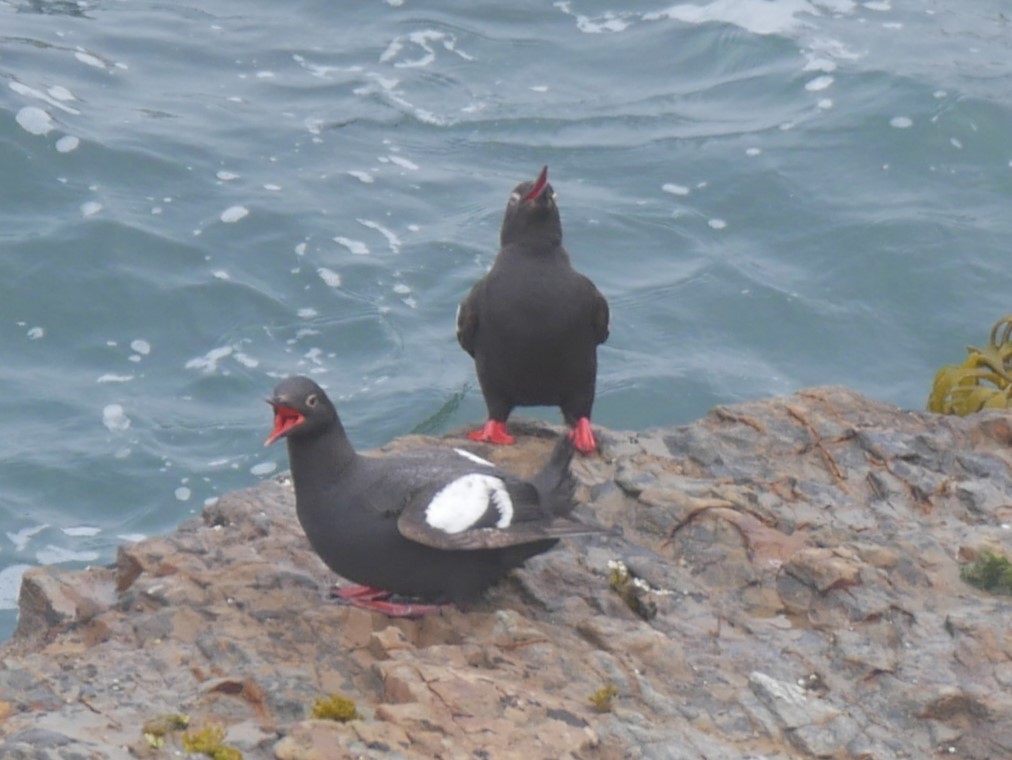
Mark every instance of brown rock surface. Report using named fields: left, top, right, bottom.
left=1, top=387, right=1011, bottom=759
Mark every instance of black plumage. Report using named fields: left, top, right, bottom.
left=457, top=166, right=609, bottom=453
left=265, top=376, right=599, bottom=615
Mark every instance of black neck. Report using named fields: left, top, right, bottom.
left=285, top=419, right=358, bottom=498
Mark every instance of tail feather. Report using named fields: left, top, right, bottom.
left=531, top=435, right=578, bottom=519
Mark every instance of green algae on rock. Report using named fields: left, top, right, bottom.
left=960, top=550, right=1012, bottom=596
left=310, top=693, right=361, bottom=722
left=588, top=684, right=619, bottom=713
left=181, top=724, right=243, bottom=760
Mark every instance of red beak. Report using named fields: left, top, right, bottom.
left=523, top=165, right=549, bottom=202
left=264, top=403, right=305, bottom=446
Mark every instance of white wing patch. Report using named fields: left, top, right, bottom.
left=452, top=448, right=494, bottom=467
left=425, top=474, right=514, bottom=534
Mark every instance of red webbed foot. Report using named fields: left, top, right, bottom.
left=467, top=419, right=515, bottom=445
left=348, top=599, right=451, bottom=618
left=568, top=417, right=598, bottom=454
left=330, top=585, right=451, bottom=618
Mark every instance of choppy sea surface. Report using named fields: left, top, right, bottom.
left=1, top=0, right=1010, bottom=639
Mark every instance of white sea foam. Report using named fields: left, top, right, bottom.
left=387, top=154, right=419, bottom=171
left=55, top=135, right=80, bottom=153
left=75, top=50, right=106, bottom=69
left=709, top=219, right=728, bottom=230
left=102, top=404, right=131, bottom=432
left=644, top=0, right=818, bottom=36
left=7, top=524, right=48, bottom=551
left=212, top=270, right=230, bottom=280
left=358, top=219, right=402, bottom=252
left=234, top=351, right=259, bottom=368
left=26, top=326, right=44, bottom=340
left=36, top=545, right=101, bottom=564
left=185, top=345, right=234, bottom=373
left=890, top=116, right=913, bottom=128
left=292, top=53, right=356, bottom=79
left=380, top=29, right=473, bottom=68
left=348, top=170, right=375, bottom=183
left=662, top=183, right=690, bottom=196
left=250, top=461, right=277, bottom=476
left=220, top=205, right=249, bottom=223
left=334, top=237, right=369, bottom=255
left=555, top=2, right=633, bottom=33
left=81, top=201, right=102, bottom=217
left=216, top=170, right=239, bottom=181
left=15, top=106, right=54, bottom=135
left=174, top=487, right=191, bottom=501
left=318, top=267, right=342, bottom=288
left=298, top=308, right=318, bottom=318
left=62, top=526, right=101, bottom=537
left=130, top=339, right=151, bottom=356
left=97, top=374, right=134, bottom=384
left=805, top=75, right=834, bottom=91
left=10, top=81, right=81, bottom=114
left=48, top=85, right=75, bottom=102
left=803, top=57, right=837, bottom=73
left=393, top=283, right=411, bottom=295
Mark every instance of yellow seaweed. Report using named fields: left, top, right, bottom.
left=927, top=316, right=1012, bottom=415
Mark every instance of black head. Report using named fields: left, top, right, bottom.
left=500, top=165, right=562, bottom=248
left=264, top=376, right=339, bottom=446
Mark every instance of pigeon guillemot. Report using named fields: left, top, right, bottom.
left=265, top=375, right=600, bottom=617
left=456, top=165, right=610, bottom=454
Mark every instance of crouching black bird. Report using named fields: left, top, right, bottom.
left=265, top=375, right=601, bottom=616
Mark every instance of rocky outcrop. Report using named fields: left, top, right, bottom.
left=1, top=386, right=1010, bottom=759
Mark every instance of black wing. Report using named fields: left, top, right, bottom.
left=583, top=276, right=610, bottom=345
left=456, top=282, right=482, bottom=358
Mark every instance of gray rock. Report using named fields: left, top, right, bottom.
left=1, top=387, right=1010, bottom=759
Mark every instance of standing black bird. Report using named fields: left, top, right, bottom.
left=265, top=376, right=599, bottom=617
left=457, top=166, right=610, bottom=454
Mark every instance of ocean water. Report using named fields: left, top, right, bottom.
left=1, top=0, right=1010, bottom=640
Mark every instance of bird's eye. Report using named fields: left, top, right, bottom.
left=306, top=394, right=319, bottom=408
left=509, top=191, right=521, bottom=204
left=551, top=191, right=558, bottom=202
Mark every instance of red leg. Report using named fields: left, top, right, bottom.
left=467, top=419, right=515, bottom=445
left=331, top=584, right=391, bottom=602
left=331, top=585, right=452, bottom=617
left=568, top=417, right=597, bottom=454
left=344, top=598, right=452, bottom=618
